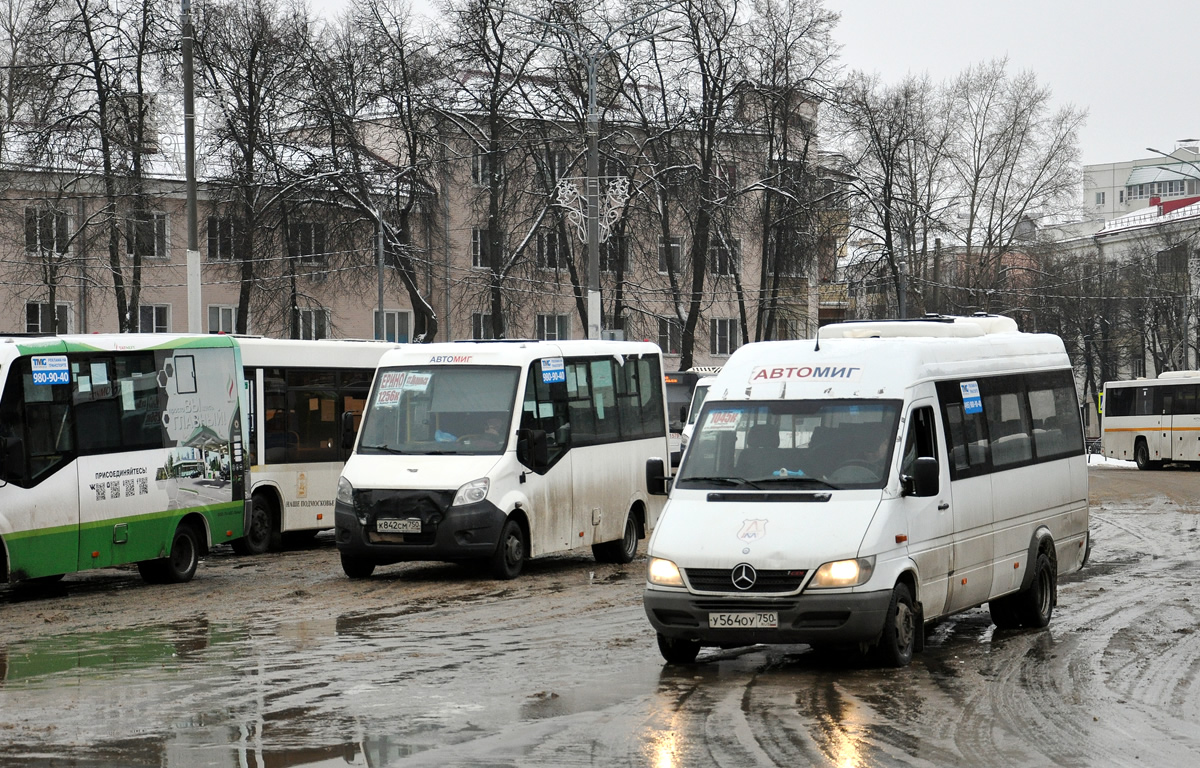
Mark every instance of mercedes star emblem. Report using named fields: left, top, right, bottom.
left=731, top=563, right=757, bottom=590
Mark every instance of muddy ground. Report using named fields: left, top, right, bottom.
left=2, top=461, right=1199, bottom=767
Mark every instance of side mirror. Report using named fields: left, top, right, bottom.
left=517, top=428, right=549, bottom=468
left=646, top=457, right=668, bottom=496
left=903, top=456, right=939, bottom=497
left=341, top=412, right=358, bottom=451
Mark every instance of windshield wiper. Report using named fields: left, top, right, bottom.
left=754, top=476, right=842, bottom=490
left=680, top=476, right=763, bottom=489
left=360, top=443, right=406, bottom=454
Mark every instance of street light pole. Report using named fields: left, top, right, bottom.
left=182, top=0, right=201, bottom=333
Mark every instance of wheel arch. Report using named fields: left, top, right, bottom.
left=250, top=482, right=283, bottom=528
left=179, top=511, right=212, bottom=556
left=628, top=499, right=647, bottom=539
left=1019, top=526, right=1057, bottom=591
left=0, top=535, right=8, bottom=583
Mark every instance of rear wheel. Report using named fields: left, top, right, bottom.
left=231, top=496, right=273, bottom=555
left=139, top=523, right=201, bottom=584
left=592, top=514, right=639, bottom=564
left=657, top=632, right=701, bottom=664
left=490, top=518, right=526, bottom=580
left=876, top=582, right=916, bottom=667
left=340, top=552, right=376, bottom=579
left=1013, top=551, right=1056, bottom=628
left=1135, top=440, right=1160, bottom=470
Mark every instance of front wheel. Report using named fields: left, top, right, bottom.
left=340, top=552, right=376, bottom=579
left=231, top=496, right=273, bottom=555
left=876, top=582, right=916, bottom=667
left=489, top=518, right=526, bottom=580
left=139, top=523, right=201, bottom=584
left=657, top=632, right=701, bottom=664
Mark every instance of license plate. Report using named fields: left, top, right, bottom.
left=708, top=612, right=778, bottom=629
left=376, top=518, right=422, bottom=534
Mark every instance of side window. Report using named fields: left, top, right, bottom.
left=1, top=360, right=75, bottom=487
left=339, top=368, right=375, bottom=461
left=262, top=369, right=290, bottom=462
left=900, top=405, right=938, bottom=478
left=565, top=361, right=596, bottom=443
left=1028, top=370, right=1084, bottom=460
left=589, top=359, right=620, bottom=443
left=521, top=361, right=570, bottom=464
left=936, top=380, right=990, bottom=479
left=980, top=375, right=1032, bottom=469
left=1104, top=387, right=1133, bottom=418
left=73, top=352, right=164, bottom=455
left=287, top=369, right=338, bottom=463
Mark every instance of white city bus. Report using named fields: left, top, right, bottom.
left=335, top=339, right=670, bottom=579
left=234, top=337, right=398, bottom=554
left=0, top=333, right=250, bottom=586
left=644, top=315, right=1089, bottom=666
left=1101, top=370, right=1200, bottom=470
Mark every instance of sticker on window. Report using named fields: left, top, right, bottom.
left=705, top=410, right=742, bottom=431
left=960, top=381, right=983, bottom=414
left=30, top=355, right=69, bottom=386
left=542, top=357, right=566, bottom=384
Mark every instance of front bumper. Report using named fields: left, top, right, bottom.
left=334, top=489, right=505, bottom=566
left=643, top=586, right=893, bottom=646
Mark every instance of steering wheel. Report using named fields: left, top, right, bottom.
left=828, top=460, right=882, bottom=483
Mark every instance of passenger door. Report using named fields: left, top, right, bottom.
left=900, top=402, right=954, bottom=619
left=520, top=360, right=574, bottom=556
left=1169, top=384, right=1200, bottom=463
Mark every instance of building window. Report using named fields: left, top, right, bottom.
left=293, top=221, right=327, bottom=264
left=471, top=228, right=492, bottom=269
left=472, top=152, right=501, bottom=186
left=125, top=211, right=168, bottom=259
left=711, top=318, right=739, bottom=356
left=1130, top=353, right=1145, bottom=379
left=775, top=316, right=797, bottom=341
left=658, top=236, right=681, bottom=274
left=600, top=234, right=627, bottom=273
left=537, top=229, right=563, bottom=270
left=24, top=207, right=69, bottom=255
left=296, top=308, right=330, bottom=340
left=375, top=309, right=411, bottom=342
left=1095, top=192, right=1105, bottom=206
left=1157, top=245, right=1188, bottom=274
left=709, top=238, right=738, bottom=276
left=208, top=305, right=236, bottom=334
left=25, top=302, right=69, bottom=333
left=472, top=312, right=495, bottom=340
left=207, top=216, right=235, bottom=261
left=544, top=150, right=570, bottom=180
left=658, top=318, right=681, bottom=355
left=1119, top=190, right=1125, bottom=203
left=536, top=314, right=570, bottom=341
left=138, top=304, right=169, bottom=333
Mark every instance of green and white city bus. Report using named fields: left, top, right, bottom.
left=0, top=333, right=249, bottom=585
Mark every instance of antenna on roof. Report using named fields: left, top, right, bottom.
left=814, top=323, right=821, bottom=352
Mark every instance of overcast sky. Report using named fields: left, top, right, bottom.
left=827, top=0, right=1200, bottom=166
left=310, top=0, right=1198, bottom=167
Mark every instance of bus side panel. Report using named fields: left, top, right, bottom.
left=1, top=470, right=80, bottom=580
left=946, top=475, right=994, bottom=613
left=524, top=452, right=575, bottom=558
left=989, top=459, right=1075, bottom=597
left=574, top=440, right=651, bottom=546
left=1171, top=410, right=1200, bottom=463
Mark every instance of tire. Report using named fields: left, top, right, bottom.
left=877, top=582, right=916, bottom=667
left=988, top=593, right=1021, bottom=629
left=340, top=552, right=376, bottom=579
left=1012, top=551, right=1056, bottom=628
left=657, top=632, right=701, bottom=664
left=490, top=518, right=526, bottom=580
left=139, top=523, right=201, bottom=584
left=1135, top=441, right=1159, bottom=471
left=592, top=514, right=639, bottom=564
left=231, top=496, right=273, bottom=556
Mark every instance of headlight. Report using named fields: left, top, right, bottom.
left=336, top=476, right=354, bottom=505
left=647, top=557, right=684, bottom=587
left=808, top=556, right=875, bottom=588
left=453, top=477, right=489, bottom=506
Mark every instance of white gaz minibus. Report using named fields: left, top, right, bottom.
left=643, top=315, right=1090, bottom=666
left=234, top=337, right=398, bottom=554
left=335, top=339, right=670, bottom=579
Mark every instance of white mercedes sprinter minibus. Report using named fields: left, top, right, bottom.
left=335, top=339, right=669, bottom=579
left=643, top=315, right=1089, bottom=666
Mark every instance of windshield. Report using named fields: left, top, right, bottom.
left=358, top=366, right=520, bottom=455
left=676, top=399, right=902, bottom=490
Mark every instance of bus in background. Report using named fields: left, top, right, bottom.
left=234, top=337, right=398, bottom=554
left=678, top=374, right=718, bottom=458
left=1102, top=371, right=1200, bottom=470
left=335, top=339, right=670, bottom=579
left=665, top=367, right=720, bottom=464
left=0, top=334, right=249, bottom=586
